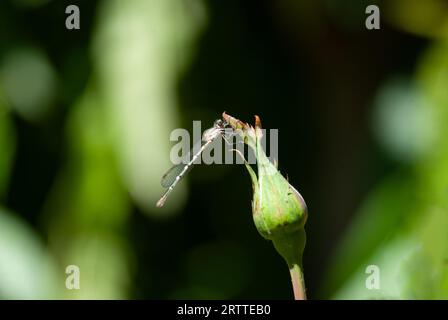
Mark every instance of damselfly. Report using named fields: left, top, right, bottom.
left=156, top=119, right=230, bottom=207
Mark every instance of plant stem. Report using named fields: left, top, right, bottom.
left=289, top=263, right=306, bottom=300
left=272, top=230, right=307, bottom=300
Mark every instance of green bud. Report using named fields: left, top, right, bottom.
left=252, top=138, right=307, bottom=240
left=223, top=112, right=307, bottom=239
left=222, top=112, right=308, bottom=299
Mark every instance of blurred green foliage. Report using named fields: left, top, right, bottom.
left=0, top=0, right=447, bottom=299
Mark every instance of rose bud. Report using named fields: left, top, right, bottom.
left=223, top=112, right=308, bottom=300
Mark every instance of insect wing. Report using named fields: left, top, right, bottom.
left=160, top=164, right=185, bottom=188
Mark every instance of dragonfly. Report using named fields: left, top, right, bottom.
left=156, top=119, right=231, bottom=207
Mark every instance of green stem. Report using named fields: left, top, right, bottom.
left=272, top=229, right=307, bottom=300
left=290, top=263, right=306, bottom=300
